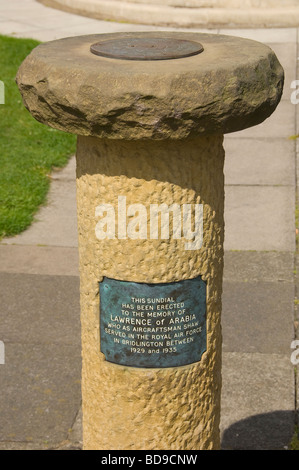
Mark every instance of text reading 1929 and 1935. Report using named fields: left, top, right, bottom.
left=99, top=276, right=207, bottom=368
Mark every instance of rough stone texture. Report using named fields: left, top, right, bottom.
left=76, top=135, right=224, bottom=450
left=16, top=32, right=284, bottom=140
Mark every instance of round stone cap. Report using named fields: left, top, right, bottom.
left=16, top=31, right=284, bottom=140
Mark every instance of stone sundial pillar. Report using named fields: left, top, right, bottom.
left=16, top=31, right=284, bottom=450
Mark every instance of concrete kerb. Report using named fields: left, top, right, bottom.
left=37, top=0, right=299, bottom=29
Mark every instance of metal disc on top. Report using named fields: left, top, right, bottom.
left=90, top=37, right=204, bottom=61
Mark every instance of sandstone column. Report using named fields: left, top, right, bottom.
left=16, top=31, right=284, bottom=450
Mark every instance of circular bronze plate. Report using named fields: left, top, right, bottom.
left=90, top=37, right=204, bottom=61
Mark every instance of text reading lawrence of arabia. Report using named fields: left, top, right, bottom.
left=99, top=276, right=206, bottom=368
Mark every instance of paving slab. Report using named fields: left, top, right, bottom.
left=226, top=100, right=296, bottom=140
left=223, top=137, right=296, bottom=186
left=0, top=342, right=81, bottom=446
left=0, top=272, right=82, bottom=449
left=0, top=272, right=81, bottom=345
left=218, top=28, right=298, bottom=43
left=222, top=280, right=294, bottom=354
left=223, top=251, right=295, bottom=282
left=0, top=19, right=45, bottom=36
left=220, top=251, right=296, bottom=449
left=220, top=352, right=295, bottom=450
left=224, top=185, right=295, bottom=252
left=0, top=245, right=79, bottom=276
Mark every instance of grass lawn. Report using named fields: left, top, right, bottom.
left=0, top=34, right=76, bottom=238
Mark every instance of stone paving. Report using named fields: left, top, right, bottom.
left=0, top=0, right=298, bottom=450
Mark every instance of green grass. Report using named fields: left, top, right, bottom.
left=289, top=427, right=299, bottom=450
left=0, top=34, right=76, bottom=238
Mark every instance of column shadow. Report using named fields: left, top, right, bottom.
left=221, top=410, right=297, bottom=450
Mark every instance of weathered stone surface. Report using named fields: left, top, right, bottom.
left=16, top=31, right=284, bottom=140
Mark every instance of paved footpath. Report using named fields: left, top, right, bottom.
left=0, top=0, right=298, bottom=450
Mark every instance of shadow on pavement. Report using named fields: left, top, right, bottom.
left=221, top=410, right=296, bottom=450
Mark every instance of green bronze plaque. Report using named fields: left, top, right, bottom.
left=99, top=276, right=206, bottom=368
